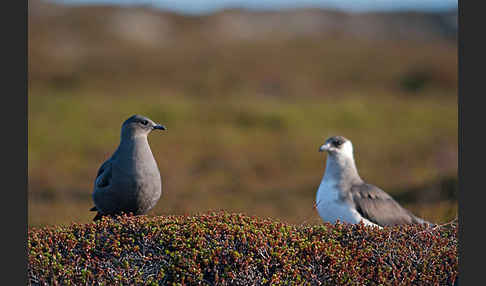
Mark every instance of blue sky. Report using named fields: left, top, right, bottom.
left=54, top=0, right=458, bottom=14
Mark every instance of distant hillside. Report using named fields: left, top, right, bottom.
left=28, top=0, right=457, bottom=95
left=30, top=1, right=457, bottom=42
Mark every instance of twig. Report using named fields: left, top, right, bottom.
left=412, top=216, right=458, bottom=240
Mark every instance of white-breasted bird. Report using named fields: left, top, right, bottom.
left=315, top=135, right=431, bottom=227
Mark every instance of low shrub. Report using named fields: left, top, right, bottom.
left=28, top=212, right=457, bottom=285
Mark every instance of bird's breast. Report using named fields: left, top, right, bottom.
left=110, top=142, right=162, bottom=197
left=316, top=178, right=340, bottom=204
left=316, top=181, right=363, bottom=225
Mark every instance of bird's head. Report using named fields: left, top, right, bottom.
left=121, top=114, right=166, bottom=138
left=319, top=135, right=354, bottom=159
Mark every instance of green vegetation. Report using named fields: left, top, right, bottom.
left=28, top=91, right=457, bottom=227
left=28, top=3, right=458, bottom=284
left=28, top=2, right=457, bottom=227
left=28, top=212, right=458, bottom=285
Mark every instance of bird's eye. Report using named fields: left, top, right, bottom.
left=141, top=120, right=148, bottom=125
left=335, top=140, right=342, bottom=146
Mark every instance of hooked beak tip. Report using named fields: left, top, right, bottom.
left=153, top=125, right=167, bottom=131
left=319, top=144, right=329, bottom=152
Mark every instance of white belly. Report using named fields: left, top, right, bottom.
left=316, top=200, right=362, bottom=224
left=316, top=179, right=377, bottom=227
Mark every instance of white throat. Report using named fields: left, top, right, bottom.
left=322, top=141, right=361, bottom=184
left=315, top=140, right=375, bottom=226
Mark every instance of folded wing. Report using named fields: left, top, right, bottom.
left=90, top=156, right=115, bottom=215
left=95, top=159, right=112, bottom=189
left=351, top=183, right=427, bottom=227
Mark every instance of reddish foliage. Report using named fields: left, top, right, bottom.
left=28, top=212, right=457, bottom=285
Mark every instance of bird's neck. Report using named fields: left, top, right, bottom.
left=121, top=128, right=147, bottom=141
left=118, top=135, right=152, bottom=158
left=322, top=153, right=362, bottom=185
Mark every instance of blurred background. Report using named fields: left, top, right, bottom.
left=28, top=0, right=458, bottom=227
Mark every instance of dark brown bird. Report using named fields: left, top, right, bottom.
left=89, top=115, right=166, bottom=221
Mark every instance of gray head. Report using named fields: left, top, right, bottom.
left=319, top=136, right=354, bottom=160
left=121, top=114, right=166, bottom=139
left=319, top=135, right=361, bottom=180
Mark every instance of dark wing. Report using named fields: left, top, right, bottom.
left=94, top=158, right=113, bottom=189
left=90, top=159, right=114, bottom=215
left=90, top=150, right=120, bottom=213
left=350, top=183, right=426, bottom=227
left=90, top=160, right=113, bottom=212
left=96, top=159, right=111, bottom=178
left=95, top=148, right=118, bottom=179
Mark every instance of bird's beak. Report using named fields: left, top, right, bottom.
left=319, top=143, right=331, bottom=152
left=153, top=124, right=167, bottom=131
